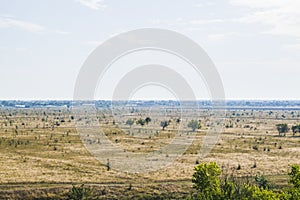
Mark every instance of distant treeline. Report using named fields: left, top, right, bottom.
left=2, top=100, right=300, bottom=109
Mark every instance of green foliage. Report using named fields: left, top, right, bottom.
left=188, top=120, right=201, bottom=132
left=291, top=124, right=300, bottom=136
left=145, top=117, right=151, bottom=125
left=287, top=188, right=300, bottom=200
left=192, top=162, right=221, bottom=198
left=242, top=185, right=282, bottom=200
left=285, top=164, right=300, bottom=200
left=255, top=174, right=271, bottom=189
left=190, top=162, right=298, bottom=200
left=276, top=123, right=289, bottom=136
left=126, top=119, right=134, bottom=127
left=160, top=121, right=169, bottom=130
left=68, top=184, right=94, bottom=200
left=220, top=179, right=236, bottom=199
left=289, top=164, right=300, bottom=189
left=137, top=118, right=146, bottom=126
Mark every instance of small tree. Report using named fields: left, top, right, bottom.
left=188, top=119, right=201, bottom=132
left=192, top=162, right=221, bottom=198
left=160, top=121, right=169, bottom=130
left=276, top=123, right=289, bottom=136
left=145, top=117, right=151, bottom=125
left=255, top=174, right=271, bottom=189
left=292, top=125, right=300, bottom=136
left=68, top=184, right=93, bottom=200
left=126, top=119, right=134, bottom=128
left=136, top=118, right=145, bottom=126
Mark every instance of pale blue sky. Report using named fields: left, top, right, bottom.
left=0, top=0, right=300, bottom=100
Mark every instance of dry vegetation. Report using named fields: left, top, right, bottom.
left=0, top=107, right=300, bottom=199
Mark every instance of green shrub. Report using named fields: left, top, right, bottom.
left=287, top=188, right=300, bottom=200
left=192, top=162, right=221, bottom=199
left=67, top=184, right=94, bottom=200
left=191, top=162, right=290, bottom=200
left=242, top=185, right=283, bottom=200
left=289, top=164, right=300, bottom=189
left=255, top=174, right=271, bottom=189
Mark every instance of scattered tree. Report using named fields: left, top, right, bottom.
left=126, top=119, right=134, bottom=128
left=276, top=123, right=289, bottom=136
left=292, top=125, right=300, bottom=136
left=136, top=118, right=146, bottom=126
left=188, top=119, right=201, bottom=132
left=145, top=117, right=151, bottom=125
left=160, top=121, right=169, bottom=130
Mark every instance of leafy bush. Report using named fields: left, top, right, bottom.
left=160, top=121, right=169, bottom=130
left=68, top=184, right=94, bottom=200
left=242, top=185, right=283, bottom=200
left=289, top=164, right=300, bottom=189
left=137, top=118, right=146, bottom=126
left=192, top=162, right=221, bottom=199
left=276, top=123, right=289, bottom=136
left=187, top=120, right=201, bottom=132
left=191, top=162, right=294, bottom=200
left=255, top=174, right=271, bottom=189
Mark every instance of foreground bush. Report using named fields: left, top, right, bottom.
left=67, top=184, right=94, bottom=200
left=190, top=162, right=300, bottom=200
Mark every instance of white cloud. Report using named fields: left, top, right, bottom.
left=195, top=3, right=203, bottom=7
left=78, top=0, right=107, bottom=10
left=208, top=33, right=236, bottom=41
left=229, top=0, right=285, bottom=8
left=82, top=40, right=102, bottom=46
left=149, top=18, right=185, bottom=26
left=230, top=0, right=300, bottom=38
left=207, top=32, right=238, bottom=41
left=283, top=43, right=300, bottom=51
left=150, top=18, right=224, bottom=27
left=189, top=19, right=224, bottom=25
left=15, top=47, right=32, bottom=54
left=207, top=33, right=226, bottom=41
left=0, top=16, right=69, bottom=35
left=53, top=30, right=69, bottom=35
left=0, top=16, right=45, bottom=33
left=195, top=2, right=215, bottom=7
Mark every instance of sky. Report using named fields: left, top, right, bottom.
left=0, top=0, right=300, bottom=100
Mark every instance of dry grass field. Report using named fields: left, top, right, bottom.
left=0, top=106, right=300, bottom=199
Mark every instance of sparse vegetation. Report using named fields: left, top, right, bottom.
left=68, top=184, right=94, bottom=200
left=187, top=120, right=201, bottom=132
left=190, top=162, right=300, bottom=200
left=276, top=123, right=289, bottom=136
left=160, top=120, right=169, bottom=130
left=1, top=106, right=300, bottom=199
left=145, top=117, right=151, bottom=125
left=136, top=118, right=146, bottom=126
left=126, top=119, right=134, bottom=127
left=292, top=124, right=300, bottom=136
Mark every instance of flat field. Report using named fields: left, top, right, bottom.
left=0, top=105, right=300, bottom=199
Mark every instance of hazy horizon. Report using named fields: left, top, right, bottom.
left=1, top=98, right=300, bottom=101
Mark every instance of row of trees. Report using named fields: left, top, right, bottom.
left=125, top=117, right=151, bottom=127
left=276, top=124, right=300, bottom=136
left=125, top=117, right=202, bottom=132
left=191, top=162, right=300, bottom=200
left=126, top=119, right=300, bottom=135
